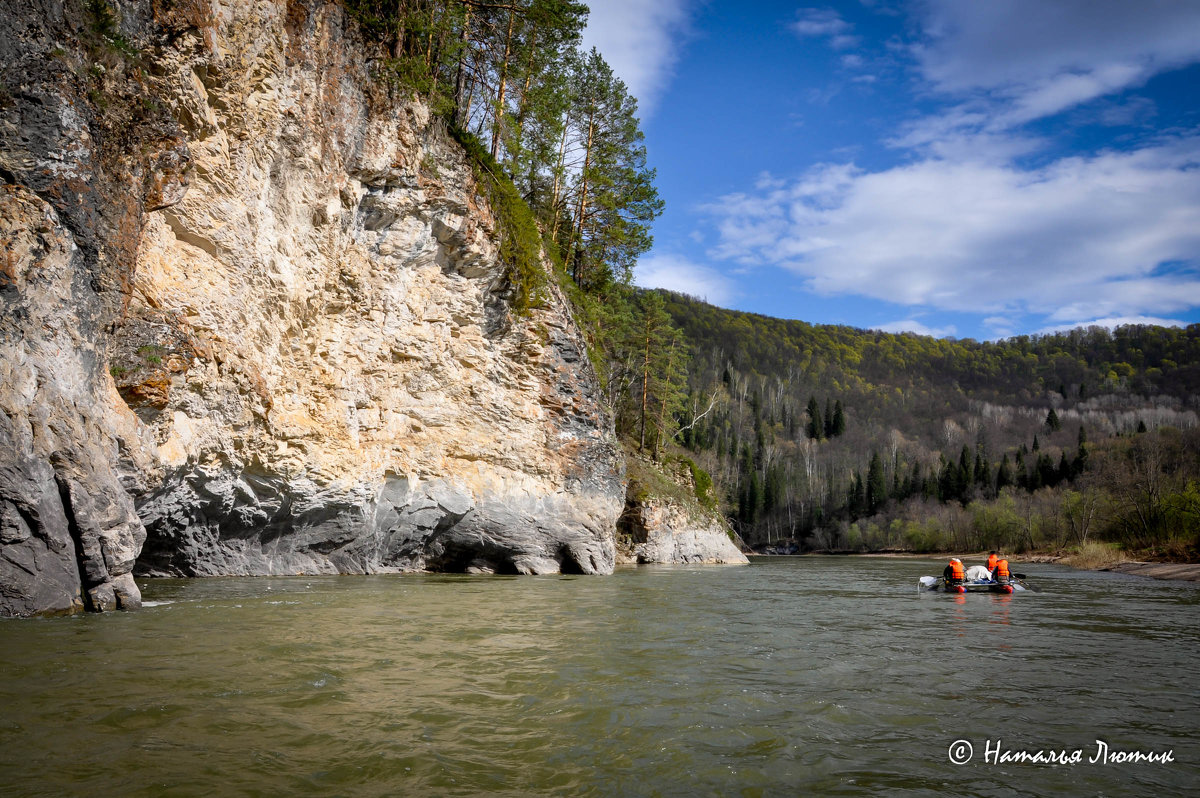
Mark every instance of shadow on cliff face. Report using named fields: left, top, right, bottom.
left=424, top=540, right=522, bottom=575
left=422, top=537, right=592, bottom=576
left=616, top=493, right=649, bottom=537
left=133, top=463, right=377, bottom=578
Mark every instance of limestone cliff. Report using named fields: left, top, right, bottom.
left=0, top=0, right=623, bottom=617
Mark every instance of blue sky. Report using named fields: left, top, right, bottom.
left=582, top=0, right=1200, bottom=341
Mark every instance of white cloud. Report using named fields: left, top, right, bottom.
left=997, top=62, right=1148, bottom=127
left=888, top=108, right=1046, bottom=163
left=1093, top=96, right=1157, bottom=128
left=580, top=0, right=695, bottom=116
left=790, top=8, right=861, bottom=50
left=635, top=253, right=736, bottom=305
left=702, top=137, right=1200, bottom=322
left=914, top=0, right=1200, bottom=93
left=984, top=316, right=1017, bottom=339
left=790, top=8, right=851, bottom=38
left=1038, top=316, right=1191, bottom=336
left=865, top=0, right=1200, bottom=178
left=912, top=0, right=1200, bottom=124
left=873, top=319, right=958, bottom=338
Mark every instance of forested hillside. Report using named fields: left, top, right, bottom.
left=658, top=294, right=1200, bottom=559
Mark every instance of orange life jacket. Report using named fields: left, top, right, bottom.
left=987, top=553, right=998, bottom=570
left=995, top=559, right=1010, bottom=581
left=949, top=561, right=964, bottom=581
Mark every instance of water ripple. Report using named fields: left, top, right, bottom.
left=1, top=561, right=1198, bottom=796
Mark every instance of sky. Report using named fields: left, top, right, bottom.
left=582, top=0, right=1200, bottom=341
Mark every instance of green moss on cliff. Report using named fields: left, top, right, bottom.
left=624, top=447, right=719, bottom=514
left=448, top=125, right=545, bottom=316
left=678, top=455, right=717, bottom=510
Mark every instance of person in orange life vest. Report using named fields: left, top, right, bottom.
left=943, top=558, right=965, bottom=586
left=991, top=558, right=1012, bottom=584
left=986, top=551, right=999, bottom=572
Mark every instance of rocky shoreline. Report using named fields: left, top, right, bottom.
left=1102, top=561, right=1200, bottom=582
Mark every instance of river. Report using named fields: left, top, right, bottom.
left=1, top=557, right=1197, bottom=796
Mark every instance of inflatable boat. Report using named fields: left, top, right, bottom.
left=918, top=576, right=1026, bottom=593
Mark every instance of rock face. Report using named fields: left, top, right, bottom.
left=618, top=495, right=749, bottom=566
left=0, top=1, right=623, bottom=615
left=617, top=460, right=748, bottom=566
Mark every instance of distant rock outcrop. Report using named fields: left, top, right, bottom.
left=0, top=0, right=623, bottom=616
left=617, top=456, right=748, bottom=566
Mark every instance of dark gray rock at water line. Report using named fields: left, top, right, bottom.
left=0, top=422, right=82, bottom=617
left=135, top=470, right=616, bottom=577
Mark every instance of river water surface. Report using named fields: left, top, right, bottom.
left=2, top=557, right=1197, bottom=796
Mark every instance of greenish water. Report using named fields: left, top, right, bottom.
left=1, top=557, right=1197, bottom=797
